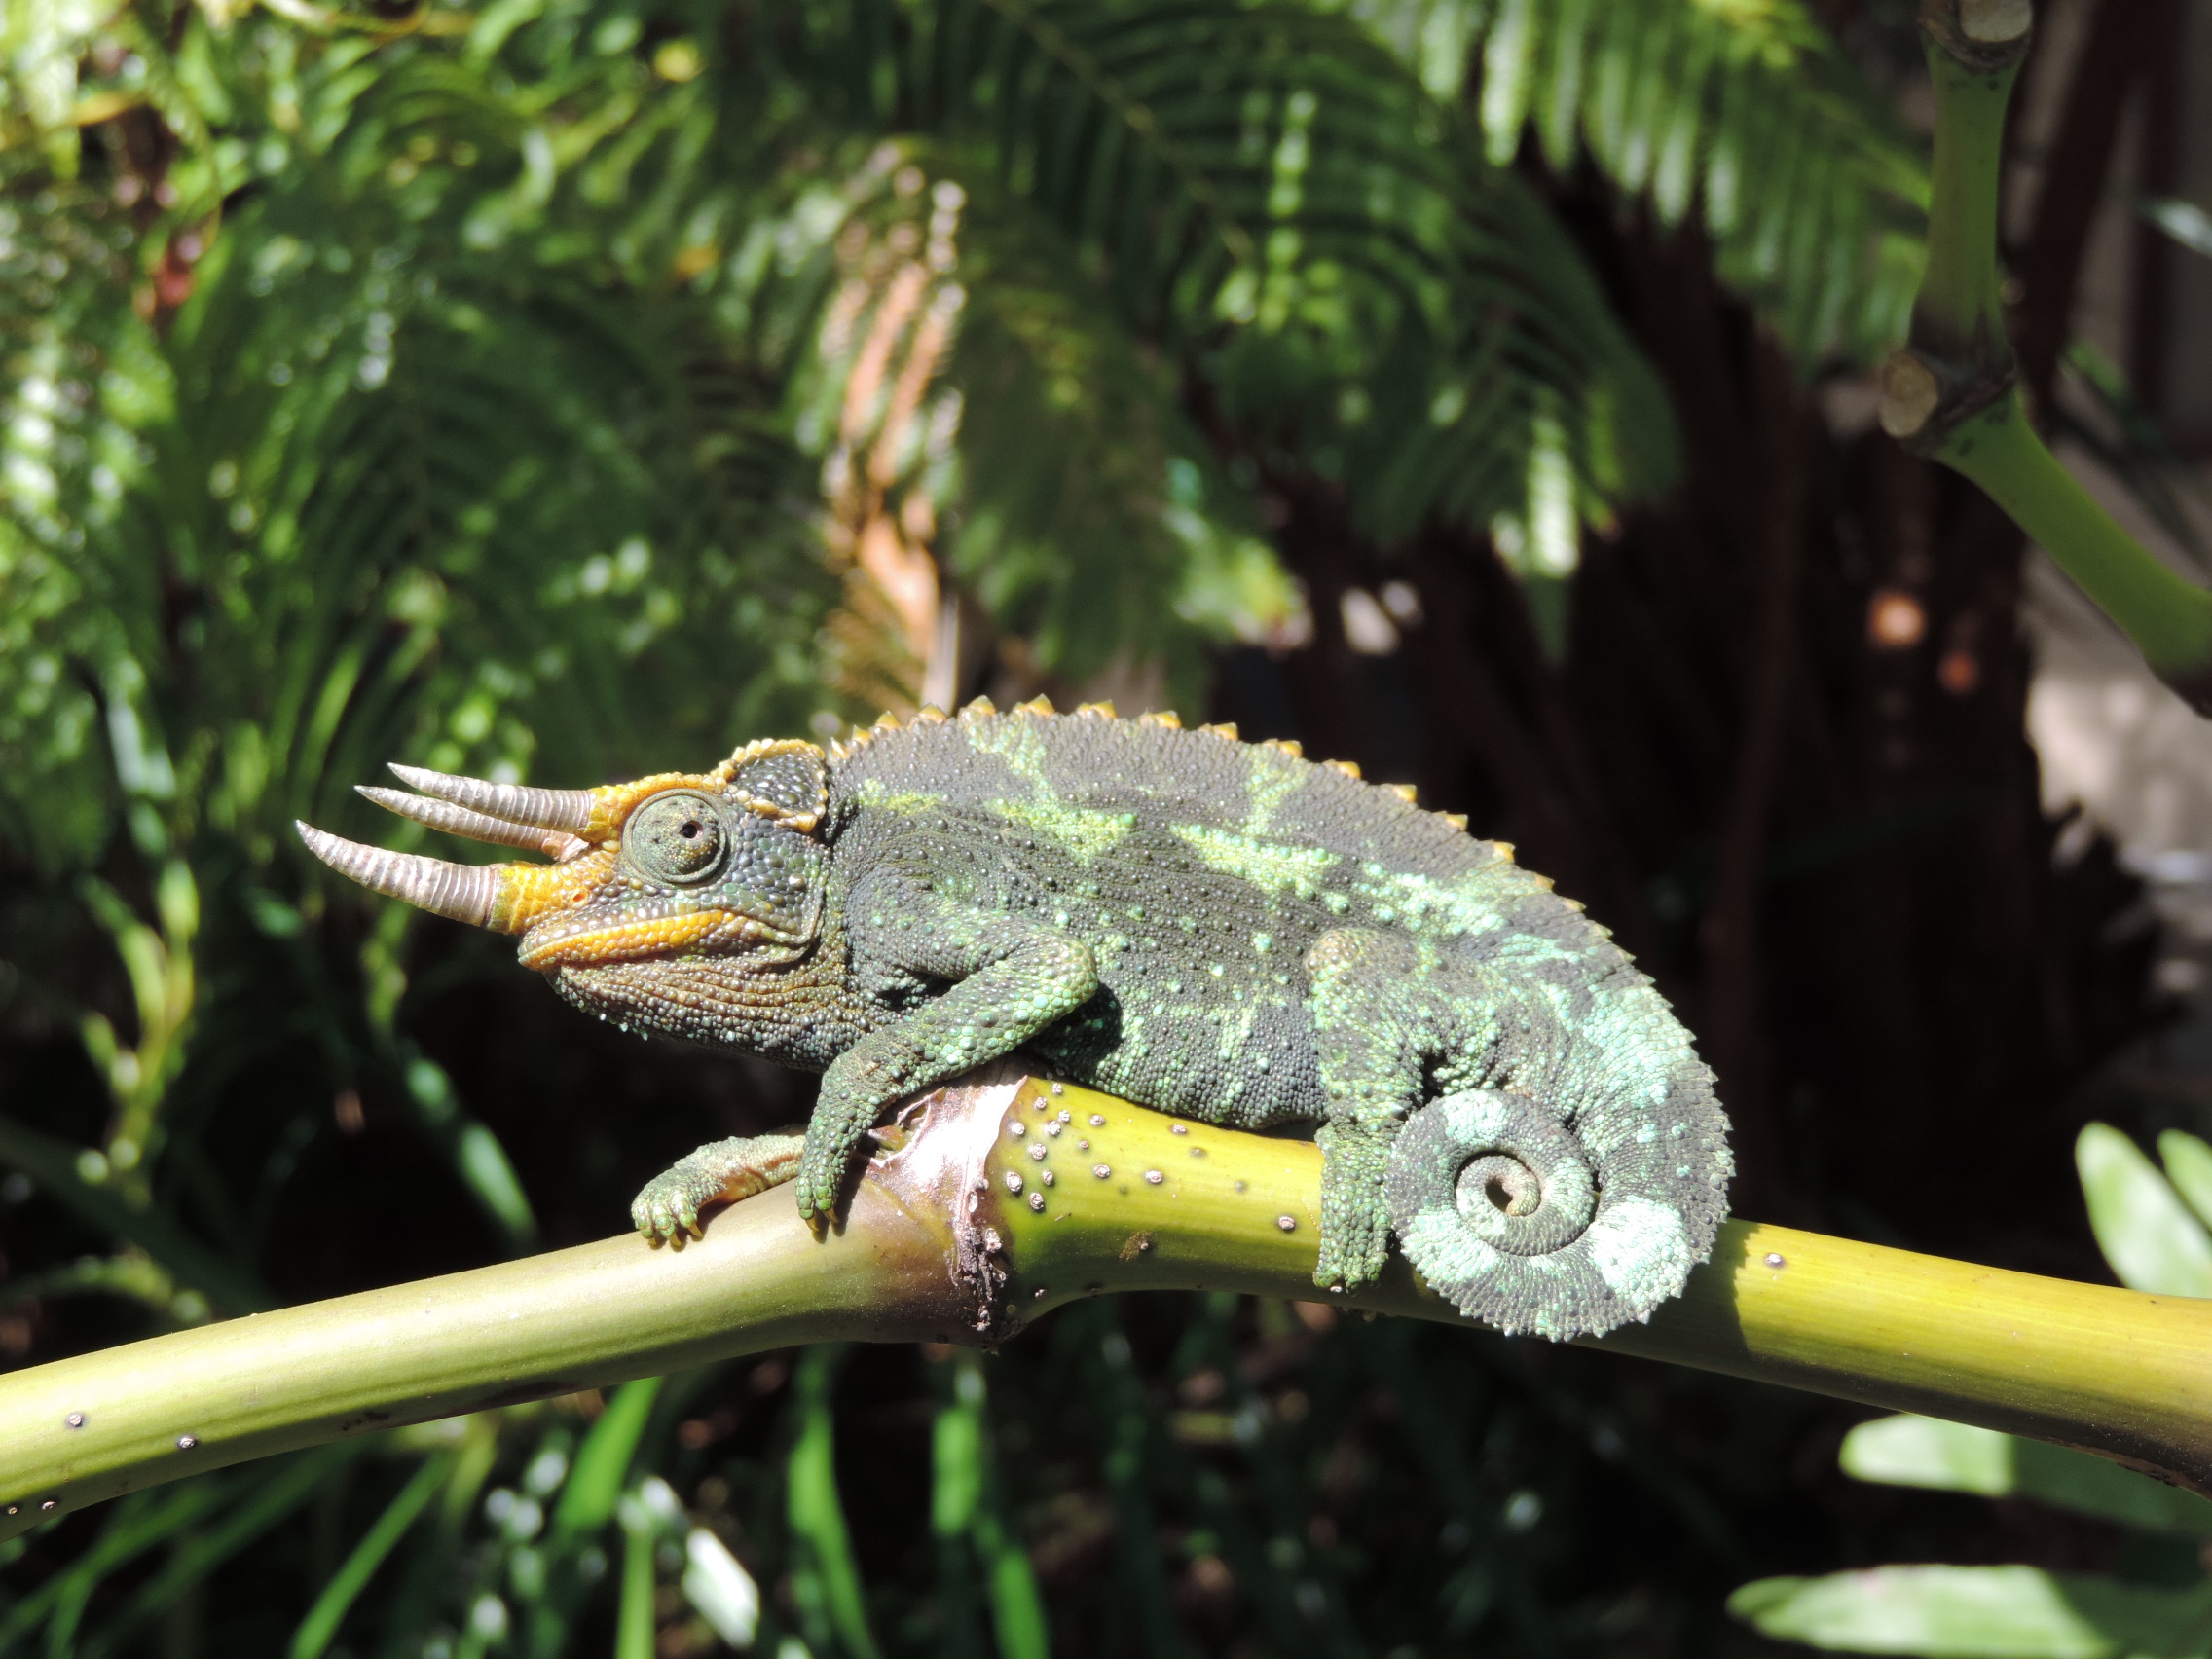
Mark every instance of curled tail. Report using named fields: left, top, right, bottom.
left=1385, top=1013, right=1731, bottom=1340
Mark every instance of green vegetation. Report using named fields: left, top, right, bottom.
left=1880, top=0, right=2212, bottom=710
left=3, top=0, right=2206, bottom=1649
left=1735, top=1127, right=2212, bottom=1659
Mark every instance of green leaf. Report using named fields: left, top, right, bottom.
left=1346, top=0, right=1927, bottom=364
left=2160, top=1132, right=2212, bottom=1234
left=1731, top=1566, right=2212, bottom=1659
left=682, top=1528, right=762, bottom=1649
left=788, top=1347, right=882, bottom=1659
left=80, top=1446, right=365, bottom=1659
left=616, top=1517, right=657, bottom=1659
left=2077, top=1124, right=2212, bottom=1299
left=933, top=1351, right=1051, bottom=1659
left=289, top=1451, right=458, bottom=1659
left=932, top=1364, right=985, bottom=1537
left=552, top=1377, right=664, bottom=1541
left=1842, top=1417, right=2212, bottom=1537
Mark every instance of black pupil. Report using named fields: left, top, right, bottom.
left=631, top=795, right=725, bottom=883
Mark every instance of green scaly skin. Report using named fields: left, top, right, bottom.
left=408, top=703, right=1733, bottom=1339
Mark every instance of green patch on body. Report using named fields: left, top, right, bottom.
left=1173, top=824, right=1338, bottom=900
left=1239, top=753, right=1308, bottom=837
left=1346, top=866, right=1531, bottom=945
left=852, top=780, right=953, bottom=819
left=989, top=798, right=1139, bottom=864
left=966, top=716, right=1057, bottom=799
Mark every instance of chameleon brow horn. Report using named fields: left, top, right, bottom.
left=355, top=765, right=594, bottom=862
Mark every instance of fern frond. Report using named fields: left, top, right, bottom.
left=1345, top=0, right=1928, bottom=365
left=780, top=0, right=1678, bottom=562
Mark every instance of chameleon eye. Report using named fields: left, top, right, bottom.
left=623, top=792, right=729, bottom=886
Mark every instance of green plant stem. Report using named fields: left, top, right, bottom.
left=1916, top=42, right=2017, bottom=352
left=1889, top=0, right=2212, bottom=708
left=7, top=1071, right=2212, bottom=1543
left=1940, top=396, right=2212, bottom=679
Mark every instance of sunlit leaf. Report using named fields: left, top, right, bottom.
left=1732, top=1566, right=2212, bottom=1659
left=2077, top=1124, right=2212, bottom=1299
left=1842, top=1416, right=2212, bottom=1537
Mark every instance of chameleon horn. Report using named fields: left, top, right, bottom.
left=295, top=822, right=504, bottom=928
left=355, top=787, right=589, bottom=863
left=386, top=764, right=594, bottom=834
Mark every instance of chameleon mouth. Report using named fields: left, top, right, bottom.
left=295, top=763, right=608, bottom=932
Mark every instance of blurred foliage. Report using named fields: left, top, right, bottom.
left=1734, top=1127, right=2212, bottom=1659
left=1340, top=0, right=1928, bottom=362
left=0, top=0, right=2185, bottom=1649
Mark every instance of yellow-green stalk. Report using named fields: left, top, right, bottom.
left=7, top=1070, right=2212, bottom=1542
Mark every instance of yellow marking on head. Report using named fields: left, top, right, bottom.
left=488, top=846, right=623, bottom=934
left=580, top=772, right=722, bottom=838
left=518, top=907, right=733, bottom=971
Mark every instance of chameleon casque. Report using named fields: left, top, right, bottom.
left=298, top=698, right=1732, bottom=1340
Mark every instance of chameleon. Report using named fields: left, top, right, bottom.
left=297, top=698, right=1731, bottom=1339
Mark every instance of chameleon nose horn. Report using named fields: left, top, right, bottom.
left=295, top=822, right=506, bottom=928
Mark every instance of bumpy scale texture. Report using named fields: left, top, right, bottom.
left=396, top=706, right=1732, bottom=1338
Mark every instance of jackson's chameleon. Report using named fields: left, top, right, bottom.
left=298, top=699, right=1731, bottom=1339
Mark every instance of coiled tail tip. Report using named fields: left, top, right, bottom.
left=1386, top=1090, right=1718, bottom=1341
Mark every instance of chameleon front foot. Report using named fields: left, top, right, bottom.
left=632, top=1133, right=805, bottom=1246
left=793, top=1134, right=850, bottom=1231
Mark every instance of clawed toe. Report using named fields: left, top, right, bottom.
left=632, top=1178, right=708, bottom=1247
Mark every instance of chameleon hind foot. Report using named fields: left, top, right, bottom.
left=632, top=1133, right=805, bottom=1246
left=1312, top=1123, right=1393, bottom=1292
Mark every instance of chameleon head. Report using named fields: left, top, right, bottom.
left=295, top=740, right=830, bottom=1035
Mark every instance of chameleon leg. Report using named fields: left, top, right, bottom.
left=632, top=1133, right=806, bottom=1246
left=795, top=929, right=1099, bottom=1224
left=1304, top=927, right=1458, bottom=1293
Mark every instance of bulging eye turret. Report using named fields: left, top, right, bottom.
left=624, top=792, right=729, bottom=885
